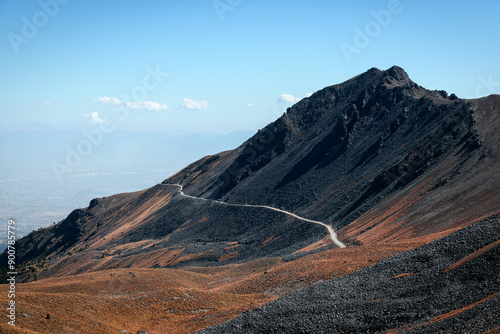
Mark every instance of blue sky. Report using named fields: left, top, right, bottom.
left=1, top=1, right=500, bottom=235
left=1, top=0, right=500, bottom=134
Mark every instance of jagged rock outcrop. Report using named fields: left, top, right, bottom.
left=167, top=66, right=499, bottom=243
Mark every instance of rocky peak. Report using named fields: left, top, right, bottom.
left=384, top=65, right=410, bottom=83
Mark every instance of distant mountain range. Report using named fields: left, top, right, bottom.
left=2, top=66, right=499, bottom=333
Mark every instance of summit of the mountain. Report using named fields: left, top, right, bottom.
left=166, top=66, right=498, bottom=245
left=4, top=66, right=499, bottom=280
left=2, top=66, right=499, bottom=334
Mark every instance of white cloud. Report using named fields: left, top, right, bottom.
left=94, top=96, right=124, bottom=107
left=84, top=112, right=104, bottom=124
left=125, top=101, right=168, bottom=111
left=247, top=103, right=255, bottom=107
left=93, top=96, right=168, bottom=111
left=180, top=98, right=209, bottom=110
left=305, top=93, right=313, bottom=97
left=277, top=94, right=301, bottom=104
left=44, top=100, right=53, bottom=105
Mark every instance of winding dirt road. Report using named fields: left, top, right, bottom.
left=167, top=183, right=346, bottom=248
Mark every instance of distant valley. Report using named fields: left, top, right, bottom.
left=0, top=131, right=253, bottom=251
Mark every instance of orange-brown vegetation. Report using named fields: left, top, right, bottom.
left=91, top=188, right=174, bottom=250
left=293, top=236, right=332, bottom=254
left=484, top=326, right=500, bottom=334
left=211, top=242, right=421, bottom=296
left=174, top=215, right=210, bottom=233
left=261, top=235, right=280, bottom=247
left=0, top=243, right=419, bottom=334
left=224, top=242, right=239, bottom=251
left=386, top=291, right=500, bottom=333
left=218, top=252, right=239, bottom=262
left=0, top=268, right=273, bottom=334
left=338, top=154, right=500, bottom=246
left=393, top=273, right=416, bottom=279
left=170, top=250, right=214, bottom=267
left=443, top=238, right=500, bottom=273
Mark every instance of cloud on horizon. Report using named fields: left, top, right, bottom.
left=125, top=101, right=168, bottom=111
left=93, top=96, right=168, bottom=111
left=180, top=98, right=209, bottom=110
left=94, top=96, right=123, bottom=107
left=84, top=112, right=104, bottom=124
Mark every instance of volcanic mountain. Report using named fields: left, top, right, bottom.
left=168, top=66, right=499, bottom=244
left=2, top=66, right=499, bottom=333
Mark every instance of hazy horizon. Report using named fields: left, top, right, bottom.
left=0, top=129, right=253, bottom=250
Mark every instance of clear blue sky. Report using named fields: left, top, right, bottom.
left=1, top=0, right=499, bottom=134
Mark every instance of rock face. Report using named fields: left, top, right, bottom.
left=3, top=66, right=499, bottom=279
left=197, top=214, right=500, bottom=334
left=168, top=66, right=499, bottom=243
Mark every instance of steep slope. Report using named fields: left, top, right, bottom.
left=8, top=184, right=326, bottom=280
left=167, top=66, right=500, bottom=244
left=4, top=66, right=499, bottom=281
left=198, top=214, right=500, bottom=333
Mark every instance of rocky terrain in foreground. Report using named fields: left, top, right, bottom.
left=199, top=214, right=500, bottom=333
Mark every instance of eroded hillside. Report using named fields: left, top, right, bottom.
left=5, top=67, right=499, bottom=282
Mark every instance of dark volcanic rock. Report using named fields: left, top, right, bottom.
left=197, top=215, right=500, bottom=334
left=167, top=66, right=499, bottom=243
left=3, top=184, right=326, bottom=280
left=3, top=66, right=499, bottom=280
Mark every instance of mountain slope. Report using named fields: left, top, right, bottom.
left=198, top=214, right=500, bottom=333
left=8, top=184, right=326, bottom=280
left=1, top=66, right=499, bottom=334
left=4, top=66, right=499, bottom=281
left=168, top=66, right=500, bottom=244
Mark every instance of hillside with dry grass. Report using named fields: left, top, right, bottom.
left=0, top=243, right=418, bottom=333
left=2, top=66, right=499, bottom=333
left=199, top=215, right=500, bottom=333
